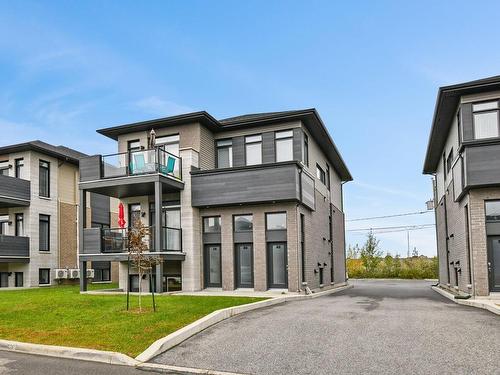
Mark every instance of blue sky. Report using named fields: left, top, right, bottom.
left=1, top=1, right=500, bottom=256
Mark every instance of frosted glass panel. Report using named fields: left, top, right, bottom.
left=238, top=245, right=252, bottom=285
left=474, top=112, right=499, bottom=139
left=209, top=246, right=221, bottom=284
left=272, top=244, right=286, bottom=285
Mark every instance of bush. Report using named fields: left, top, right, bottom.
left=347, top=255, right=438, bottom=279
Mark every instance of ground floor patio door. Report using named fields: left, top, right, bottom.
left=488, top=236, right=500, bottom=292
left=267, top=242, right=288, bottom=289
left=204, top=245, right=222, bottom=287
left=235, top=243, right=253, bottom=288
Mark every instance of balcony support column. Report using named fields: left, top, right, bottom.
left=154, top=180, right=164, bottom=292
left=79, top=189, right=88, bottom=292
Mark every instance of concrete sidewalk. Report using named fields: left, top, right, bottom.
left=432, top=286, right=500, bottom=316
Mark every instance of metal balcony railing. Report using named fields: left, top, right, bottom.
left=100, top=226, right=182, bottom=253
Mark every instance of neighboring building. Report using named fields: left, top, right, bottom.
left=78, top=109, right=352, bottom=293
left=424, top=75, right=500, bottom=297
left=0, top=141, right=116, bottom=288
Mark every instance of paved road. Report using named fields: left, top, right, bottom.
left=0, top=351, right=145, bottom=375
left=153, top=280, right=500, bottom=375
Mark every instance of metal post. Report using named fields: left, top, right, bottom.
left=79, top=189, right=87, bottom=292
left=149, top=270, right=156, bottom=312
left=126, top=254, right=130, bottom=310
left=154, top=180, right=163, bottom=293
left=407, top=230, right=410, bottom=258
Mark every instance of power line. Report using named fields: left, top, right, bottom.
left=347, top=223, right=435, bottom=232
left=349, top=227, right=435, bottom=235
left=346, top=210, right=432, bottom=222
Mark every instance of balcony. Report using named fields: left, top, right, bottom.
left=79, top=148, right=183, bottom=198
left=80, top=226, right=184, bottom=262
left=191, top=161, right=315, bottom=210
left=0, top=174, right=30, bottom=208
left=0, top=235, right=30, bottom=263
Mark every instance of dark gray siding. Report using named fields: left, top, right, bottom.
left=0, top=235, right=29, bottom=259
left=90, top=193, right=110, bottom=225
left=293, top=128, right=303, bottom=161
left=465, top=143, right=500, bottom=187
left=461, top=103, right=474, bottom=142
left=80, top=155, right=101, bottom=182
left=0, top=174, right=30, bottom=207
left=262, top=132, right=275, bottom=164
left=300, top=171, right=315, bottom=210
left=82, top=228, right=101, bottom=254
left=203, top=232, right=221, bottom=244
left=191, top=162, right=301, bottom=207
left=232, top=136, right=245, bottom=167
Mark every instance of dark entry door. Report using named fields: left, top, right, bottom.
left=488, top=236, right=500, bottom=292
left=235, top=244, right=253, bottom=288
left=204, top=244, right=222, bottom=287
left=267, top=243, right=288, bottom=289
left=0, top=272, right=8, bottom=288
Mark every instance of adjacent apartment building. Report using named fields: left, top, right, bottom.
left=424, top=75, right=500, bottom=297
left=78, top=109, right=352, bottom=293
left=0, top=141, right=115, bottom=288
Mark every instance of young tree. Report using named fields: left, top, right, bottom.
left=347, top=243, right=361, bottom=259
left=128, top=218, right=161, bottom=312
left=360, top=231, right=383, bottom=276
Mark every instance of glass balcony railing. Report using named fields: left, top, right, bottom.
left=100, top=147, right=182, bottom=180
left=100, top=226, right=182, bottom=253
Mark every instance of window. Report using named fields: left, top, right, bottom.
left=319, top=266, right=324, bottom=285
left=0, top=160, right=9, bottom=176
left=39, top=160, right=50, bottom=197
left=39, top=214, right=50, bottom=252
left=245, top=135, right=262, bottom=166
left=303, top=133, right=309, bottom=166
left=0, top=273, right=7, bottom=287
left=473, top=101, right=499, bottom=139
left=485, top=200, right=500, bottom=222
left=156, top=134, right=180, bottom=156
left=234, top=215, right=253, bottom=232
left=129, top=204, right=141, bottom=227
left=39, top=268, right=50, bottom=285
left=15, top=158, right=24, bottom=179
left=93, top=261, right=111, bottom=282
left=266, top=212, right=287, bottom=230
left=15, top=272, right=23, bottom=287
left=446, top=148, right=454, bottom=174
left=216, top=139, right=233, bottom=168
left=326, top=164, right=331, bottom=190
left=203, top=217, right=221, bottom=233
left=127, top=140, right=141, bottom=152
left=275, top=130, right=293, bottom=162
left=0, top=215, right=8, bottom=234
left=316, top=164, right=326, bottom=185
left=15, top=213, right=23, bottom=236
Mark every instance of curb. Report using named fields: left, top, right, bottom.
left=0, top=339, right=139, bottom=366
left=431, top=286, right=500, bottom=316
left=137, top=362, right=246, bottom=374
left=135, top=283, right=352, bottom=362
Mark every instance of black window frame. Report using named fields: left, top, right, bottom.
left=215, top=139, right=233, bottom=169
left=446, top=148, right=454, bottom=175
left=303, top=132, right=309, bottom=167
left=14, top=158, right=24, bottom=179
left=0, top=160, right=9, bottom=176
left=15, top=272, right=23, bottom=287
left=15, top=213, right=23, bottom=236
left=472, top=100, right=500, bottom=140
left=233, top=214, right=253, bottom=232
left=319, top=266, right=324, bottom=285
left=265, top=212, right=287, bottom=231
left=203, top=216, right=222, bottom=233
left=316, top=164, right=326, bottom=185
left=39, top=214, right=50, bottom=252
left=127, top=139, right=142, bottom=152
left=326, top=164, right=331, bottom=190
left=39, top=268, right=50, bottom=285
left=39, top=160, right=50, bottom=198
left=244, top=134, right=262, bottom=166
left=275, top=130, right=294, bottom=163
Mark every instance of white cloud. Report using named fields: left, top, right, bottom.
left=134, top=96, right=193, bottom=117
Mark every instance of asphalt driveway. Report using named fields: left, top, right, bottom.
left=152, top=280, right=500, bottom=375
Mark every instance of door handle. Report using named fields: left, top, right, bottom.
left=488, top=262, right=492, bottom=272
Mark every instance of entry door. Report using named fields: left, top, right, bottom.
left=235, top=244, right=253, bottom=288
left=204, top=245, right=222, bottom=287
left=488, top=236, right=500, bottom=292
left=267, top=243, right=288, bottom=289
left=0, top=272, right=8, bottom=288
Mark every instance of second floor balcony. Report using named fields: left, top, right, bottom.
left=0, top=235, right=30, bottom=263
left=0, top=174, right=30, bottom=208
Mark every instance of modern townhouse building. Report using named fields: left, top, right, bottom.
left=0, top=141, right=116, bottom=288
left=424, top=75, right=500, bottom=297
left=78, top=109, right=352, bottom=294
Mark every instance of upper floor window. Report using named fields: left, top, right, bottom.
left=326, top=164, right=331, bottom=190
left=0, top=215, right=8, bottom=234
left=473, top=101, right=499, bottom=139
left=15, top=213, right=23, bottom=236
left=0, top=160, right=9, bottom=176
left=39, top=214, right=50, bottom=252
left=275, top=130, right=293, bottom=162
left=234, top=214, right=253, bottom=232
left=266, top=212, right=287, bottom=230
left=203, top=216, right=221, bottom=233
left=156, top=134, right=180, bottom=156
left=316, top=164, right=326, bottom=185
left=485, top=200, right=500, bottom=222
left=446, top=148, right=454, bottom=174
left=15, top=158, right=24, bottom=179
left=303, top=133, right=309, bottom=166
left=127, top=140, right=141, bottom=152
left=245, top=135, right=262, bottom=166
left=216, top=139, right=233, bottom=168
left=39, top=160, right=50, bottom=198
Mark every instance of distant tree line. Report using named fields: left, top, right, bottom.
left=347, top=232, right=438, bottom=279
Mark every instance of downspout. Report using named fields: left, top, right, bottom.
left=341, top=181, right=348, bottom=281
left=431, top=175, right=440, bottom=287
left=297, top=168, right=303, bottom=293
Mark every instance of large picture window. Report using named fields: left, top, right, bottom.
left=216, top=139, right=232, bottom=168
left=245, top=135, right=262, bottom=166
left=39, top=160, right=50, bottom=197
left=156, top=134, right=180, bottom=156
left=473, top=101, right=499, bottom=139
left=234, top=215, right=253, bottom=232
left=39, top=214, right=50, bottom=252
left=275, top=130, right=293, bottom=162
left=266, top=212, right=287, bottom=230
left=15, top=158, right=24, bottom=179
left=485, top=200, right=500, bottom=222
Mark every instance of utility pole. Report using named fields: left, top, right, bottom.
left=407, top=230, right=410, bottom=258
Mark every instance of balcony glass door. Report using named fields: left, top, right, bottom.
left=488, top=236, right=500, bottom=292
left=235, top=243, right=253, bottom=288
left=204, top=245, right=222, bottom=287
left=267, top=243, right=288, bottom=289
left=150, top=202, right=181, bottom=251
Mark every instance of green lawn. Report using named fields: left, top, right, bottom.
left=0, top=285, right=264, bottom=357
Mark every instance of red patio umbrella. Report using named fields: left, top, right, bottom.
left=118, top=202, right=126, bottom=228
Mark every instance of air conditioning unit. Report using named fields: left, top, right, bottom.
left=86, top=269, right=95, bottom=279
left=68, top=269, right=80, bottom=279
left=54, top=269, right=68, bottom=279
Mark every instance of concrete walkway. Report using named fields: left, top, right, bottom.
left=152, top=279, right=500, bottom=375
